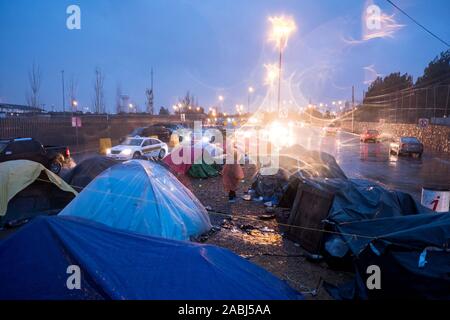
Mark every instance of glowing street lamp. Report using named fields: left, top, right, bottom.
left=218, top=95, right=224, bottom=114
left=268, top=15, right=297, bottom=114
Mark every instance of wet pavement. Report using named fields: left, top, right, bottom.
left=67, top=125, right=450, bottom=201
left=290, top=126, right=450, bottom=200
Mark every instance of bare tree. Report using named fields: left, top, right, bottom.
left=115, top=83, right=122, bottom=114
left=26, top=63, right=42, bottom=108
left=93, top=67, right=105, bottom=113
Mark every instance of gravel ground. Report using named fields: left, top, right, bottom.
left=185, top=164, right=353, bottom=300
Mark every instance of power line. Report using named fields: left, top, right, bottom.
left=385, top=0, right=450, bottom=47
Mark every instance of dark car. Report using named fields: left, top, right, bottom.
left=390, top=136, right=424, bottom=157
left=127, top=126, right=171, bottom=142
left=0, top=138, right=70, bottom=174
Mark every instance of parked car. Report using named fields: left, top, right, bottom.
left=390, top=136, right=423, bottom=157
left=153, top=123, right=185, bottom=134
left=0, top=138, right=70, bottom=174
left=322, top=123, right=339, bottom=136
left=106, top=137, right=168, bottom=160
left=126, top=126, right=171, bottom=142
left=360, top=129, right=380, bottom=143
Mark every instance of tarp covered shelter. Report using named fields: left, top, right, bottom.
left=63, top=156, right=117, bottom=190
left=0, top=216, right=303, bottom=300
left=0, top=160, right=77, bottom=227
left=325, top=212, right=450, bottom=299
left=252, top=144, right=347, bottom=205
left=60, top=160, right=212, bottom=241
left=288, top=177, right=450, bottom=299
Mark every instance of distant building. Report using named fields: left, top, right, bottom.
left=0, top=103, right=43, bottom=117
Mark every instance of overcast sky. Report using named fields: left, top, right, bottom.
left=0, top=0, right=449, bottom=113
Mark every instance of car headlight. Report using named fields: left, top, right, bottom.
left=121, top=149, right=132, bottom=156
left=106, top=148, right=111, bottom=155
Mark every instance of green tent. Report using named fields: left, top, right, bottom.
left=188, top=161, right=219, bottom=178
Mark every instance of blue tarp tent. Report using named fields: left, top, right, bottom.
left=0, top=216, right=303, bottom=300
left=60, top=160, right=212, bottom=241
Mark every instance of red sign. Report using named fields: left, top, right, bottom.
left=71, top=117, right=82, bottom=128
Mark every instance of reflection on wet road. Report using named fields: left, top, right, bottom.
left=291, top=126, right=450, bottom=200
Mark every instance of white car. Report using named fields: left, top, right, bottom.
left=106, top=137, right=168, bottom=161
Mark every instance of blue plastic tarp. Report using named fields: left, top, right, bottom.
left=0, top=216, right=303, bottom=300
left=60, top=160, right=212, bottom=241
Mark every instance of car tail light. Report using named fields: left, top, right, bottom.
left=65, top=148, right=70, bottom=158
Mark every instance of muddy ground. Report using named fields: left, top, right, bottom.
left=185, top=164, right=353, bottom=300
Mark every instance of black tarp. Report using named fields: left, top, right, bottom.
left=63, top=156, right=118, bottom=190
left=325, top=212, right=450, bottom=299
left=252, top=145, right=347, bottom=206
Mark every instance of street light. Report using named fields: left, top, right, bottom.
left=71, top=99, right=79, bottom=148
left=218, top=95, right=224, bottom=114
left=268, top=15, right=297, bottom=115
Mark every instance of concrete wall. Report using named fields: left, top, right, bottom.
left=341, top=120, right=450, bottom=153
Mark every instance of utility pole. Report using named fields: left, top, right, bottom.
left=151, top=68, right=154, bottom=115
left=352, top=85, right=355, bottom=133
left=146, top=68, right=154, bottom=115
left=277, top=45, right=282, bottom=115
left=61, top=70, right=65, bottom=113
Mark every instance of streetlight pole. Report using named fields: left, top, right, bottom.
left=268, top=16, right=296, bottom=117
left=277, top=43, right=282, bottom=114
left=352, top=85, right=355, bottom=133
left=72, top=99, right=79, bottom=148
left=61, top=70, right=65, bottom=113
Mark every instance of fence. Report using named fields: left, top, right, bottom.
left=356, top=84, right=450, bottom=125
left=0, top=114, right=194, bottom=153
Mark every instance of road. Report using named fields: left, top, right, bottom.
left=67, top=125, right=450, bottom=201
left=290, top=126, right=450, bottom=200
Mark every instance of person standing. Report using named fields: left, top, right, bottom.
left=222, top=146, right=244, bottom=203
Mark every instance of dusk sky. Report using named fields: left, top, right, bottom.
left=0, top=0, right=449, bottom=114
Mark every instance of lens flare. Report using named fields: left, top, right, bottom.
left=268, top=15, right=297, bottom=49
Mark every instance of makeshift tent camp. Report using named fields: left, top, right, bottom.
left=0, top=216, right=303, bottom=300
left=0, top=160, right=77, bottom=227
left=60, top=160, right=212, bottom=241
left=63, top=156, right=117, bottom=190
